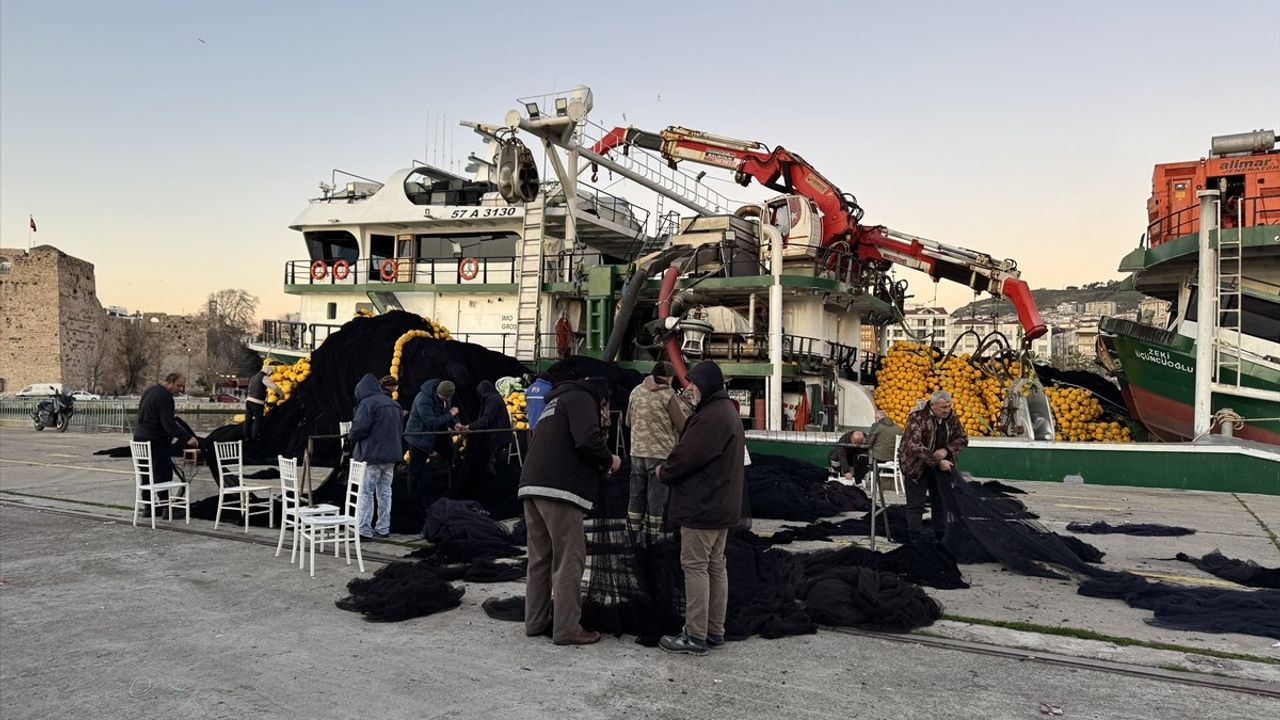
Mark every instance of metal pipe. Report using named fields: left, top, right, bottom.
left=657, top=265, right=689, bottom=384
left=764, top=225, right=784, bottom=431
left=1193, top=190, right=1219, bottom=437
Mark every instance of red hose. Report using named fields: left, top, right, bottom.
left=657, top=266, right=689, bottom=385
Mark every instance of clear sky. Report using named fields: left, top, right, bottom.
left=2, top=0, right=1277, bottom=319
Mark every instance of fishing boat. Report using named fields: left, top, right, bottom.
left=1098, top=130, right=1280, bottom=446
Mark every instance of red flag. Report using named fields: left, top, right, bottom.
left=29, top=217, right=37, bottom=232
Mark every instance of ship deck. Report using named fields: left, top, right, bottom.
left=1, top=429, right=1277, bottom=716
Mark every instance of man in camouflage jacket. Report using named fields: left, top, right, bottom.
left=898, top=390, right=968, bottom=543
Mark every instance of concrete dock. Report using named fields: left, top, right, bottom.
left=2, top=429, right=1277, bottom=718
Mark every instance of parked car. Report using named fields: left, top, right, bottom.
left=16, top=383, right=63, bottom=398
left=70, top=390, right=101, bottom=401
left=212, top=393, right=240, bottom=403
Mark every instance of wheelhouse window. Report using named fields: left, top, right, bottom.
left=413, top=232, right=518, bottom=259
left=304, top=230, right=359, bottom=262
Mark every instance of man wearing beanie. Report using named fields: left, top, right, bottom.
left=406, top=378, right=462, bottom=461
left=624, top=361, right=688, bottom=545
left=657, top=360, right=745, bottom=656
left=517, top=376, right=620, bottom=646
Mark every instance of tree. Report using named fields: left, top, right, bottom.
left=116, top=320, right=157, bottom=393
left=200, top=289, right=261, bottom=392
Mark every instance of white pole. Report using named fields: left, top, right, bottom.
left=764, top=225, right=784, bottom=431
left=1193, top=189, right=1219, bottom=437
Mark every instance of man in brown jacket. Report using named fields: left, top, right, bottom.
left=656, top=361, right=745, bottom=656
left=898, top=390, right=968, bottom=543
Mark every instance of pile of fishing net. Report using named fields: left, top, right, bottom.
left=744, top=454, right=870, bottom=521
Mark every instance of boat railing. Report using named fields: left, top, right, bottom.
left=543, top=249, right=608, bottom=285
left=1147, top=194, right=1280, bottom=248
left=449, top=332, right=517, bottom=355
left=257, top=320, right=345, bottom=353
left=284, top=256, right=518, bottom=286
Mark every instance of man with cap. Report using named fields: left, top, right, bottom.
left=657, top=361, right=745, bottom=656
left=517, top=376, right=619, bottom=646
left=624, top=361, right=688, bottom=544
left=406, top=378, right=462, bottom=460
left=899, top=390, right=968, bottom=543
left=349, top=373, right=404, bottom=541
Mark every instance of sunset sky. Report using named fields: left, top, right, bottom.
left=2, top=0, right=1277, bottom=319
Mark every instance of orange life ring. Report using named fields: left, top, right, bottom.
left=379, top=259, right=398, bottom=282
left=332, top=259, right=351, bottom=281
left=459, top=256, right=480, bottom=281
left=310, top=260, right=328, bottom=281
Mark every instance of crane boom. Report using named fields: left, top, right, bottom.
left=592, top=125, right=1047, bottom=339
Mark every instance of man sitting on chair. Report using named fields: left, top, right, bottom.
left=828, top=429, right=869, bottom=486
left=866, top=410, right=901, bottom=475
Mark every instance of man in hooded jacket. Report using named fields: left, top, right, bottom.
left=657, top=361, right=745, bottom=656
left=465, top=379, right=513, bottom=475
left=349, top=373, right=404, bottom=540
left=517, top=377, right=620, bottom=646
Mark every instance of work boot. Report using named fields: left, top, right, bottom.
left=553, top=630, right=601, bottom=646
left=659, top=630, right=709, bottom=656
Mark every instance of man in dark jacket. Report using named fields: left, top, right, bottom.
left=350, top=374, right=404, bottom=540
left=899, top=390, right=968, bottom=543
left=405, top=379, right=460, bottom=459
left=517, top=377, right=619, bottom=646
left=466, top=380, right=513, bottom=472
left=657, top=361, right=745, bottom=656
left=134, top=373, right=197, bottom=485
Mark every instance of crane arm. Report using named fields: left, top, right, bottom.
left=592, top=126, right=860, bottom=244
left=592, top=125, right=1046, bottom=340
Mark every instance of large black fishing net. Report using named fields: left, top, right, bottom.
left=483, top=468, right=944, bottom=643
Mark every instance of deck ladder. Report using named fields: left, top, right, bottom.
left=1214, top=205, right=1244, bottom=386
left=514, top=196, right=546, bottom=363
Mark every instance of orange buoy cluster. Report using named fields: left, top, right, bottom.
left=874, top=341, right=1129, bottom=442
left=1044, top=386, right=1131, bottom=442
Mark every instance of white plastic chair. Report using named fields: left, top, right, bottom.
left=275, top=455, right=340, bottom=562
left=874, top=434, right=905, bottom=495
left=130, top=440, right=190, bottom=528
left=298, top=460, right=366, bottom=577
left=213, top=440, right=275, bottom=532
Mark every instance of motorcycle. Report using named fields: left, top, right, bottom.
left=32, top=393, right=75, bottom=432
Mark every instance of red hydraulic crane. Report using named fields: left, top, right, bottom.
left=592, top=125, right=1047, bottom=339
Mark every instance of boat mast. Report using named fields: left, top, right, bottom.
left=1193, top=189, right=1219, bottom=437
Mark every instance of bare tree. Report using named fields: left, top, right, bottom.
left=116, top=321, right=157, bottom=393
left=201, top=289, right=261, bottom=391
